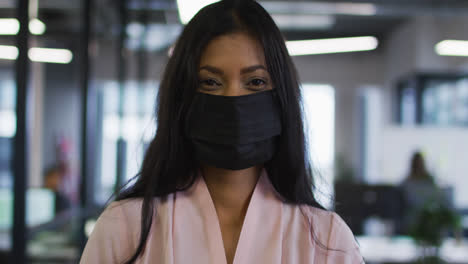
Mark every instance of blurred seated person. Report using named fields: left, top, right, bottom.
left=403, top=151, right=434, bottom=183
left=400, top=151, right=453, bottom=234
left=44, top=165, right=72, bottom=215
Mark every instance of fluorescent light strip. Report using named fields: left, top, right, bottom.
left=29, top=18, right=46, bottom=35
left=176, top=1, right=375, bottom=25
left=0, top=45, right=73, bottom=64
left=0, top=45, right=19, bottom=60
left=0, top=18, right=46, bottom=35
left=28, top=48, right=73, bottom=64
left=260, top=1, right=377, bottom=16
left=272, top=14, right=335, bottom=30
left=334, top=3, right=377, bottom=16
left=435, top=40, right=468, bottom=57
left=176, top=0, right=219, bottom=24
left=0, top=19, right=20, bottom=35
left=286, top=36, right=378, bottom=56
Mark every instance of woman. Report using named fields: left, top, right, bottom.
left=80, top=0, right=363, bottom=263
left=404, top=152, right=434, bottom=184
left=400, top=151, right=439, bottom=234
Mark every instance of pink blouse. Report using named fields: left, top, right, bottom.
left=80, top=169, right=363, bottom=263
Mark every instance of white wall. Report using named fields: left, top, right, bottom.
left=380, top=126, right=468, bottom=208
left=293, top=51, right=385, bottom=173
left=369, top=15, right=468, bottom=208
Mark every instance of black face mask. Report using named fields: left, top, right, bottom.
left=185, top=90, right=282, bottom=170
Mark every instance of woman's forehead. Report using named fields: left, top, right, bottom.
left=199, top=32, right=266, bottom=69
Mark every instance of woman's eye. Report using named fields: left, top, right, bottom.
left=247, top=78, right=267, bottom=88
left=250, top=79, right=265, bottom=86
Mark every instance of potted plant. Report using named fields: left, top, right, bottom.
left=409, top=199, right=461, bottom=264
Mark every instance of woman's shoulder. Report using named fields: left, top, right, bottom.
left=300, top=205, right=348, bottom=232
left=102, top=196, right=170, bottom=222
left=103, top=198, right=144, bottom=219
left=80, top=198, right=146, bottom=263
left=93, top=198, right=147, bottom=240
left=299, top=205, right=364, bottom=262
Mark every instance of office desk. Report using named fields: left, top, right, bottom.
left=357, top=236, right=468, bottom=264
left=0, top=231, right=79, bottom=263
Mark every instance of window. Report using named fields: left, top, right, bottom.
left=97, top=81, right=157, bottom=203
left=301, top=84, right=335, bottom=209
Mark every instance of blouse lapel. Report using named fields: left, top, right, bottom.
left=174, top=168, right=284, bottom=264
left=232, top=168, right=284, bottom=264
left=173, top=170, right=227, bottom=264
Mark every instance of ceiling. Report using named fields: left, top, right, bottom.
left=1, top=0, right=468, bottom=51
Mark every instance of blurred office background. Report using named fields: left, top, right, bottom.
left=1, top=0, right=468, bottom=263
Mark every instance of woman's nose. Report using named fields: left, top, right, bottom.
left=222, top=81, right=249, bottom=96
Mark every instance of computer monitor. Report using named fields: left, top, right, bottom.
left=0, top=188, right=55, bottom=231
left=334, top=183, right=405, bottom=235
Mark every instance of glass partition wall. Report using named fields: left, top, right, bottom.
left=0, top=62, right=16, bottom=263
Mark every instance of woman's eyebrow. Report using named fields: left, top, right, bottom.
left=199, top=65, right=268, bottom=75
left=199, top=65, right=223, bottom=75
left=240, top=65, right=267, bottom=74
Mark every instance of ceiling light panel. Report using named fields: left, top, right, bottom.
left=28, top=48, right=73, bottom=64
left=29, top=19, right=46, bottom=35
left=0, top=18, right=46, bottom=35
left=435, top=40, right=468, bottom=57
left=260, top=1, right=377, bottom=16
left=176, top=0, right=219, bottom=24
left=0, top=45, right=19, bottom=60
left=286, top=36, right=378, bottom=56
left=272, top=14, right=335, bottom=30
left=0, top=19, right=20, bottom=35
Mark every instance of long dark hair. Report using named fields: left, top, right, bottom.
left=408, top=151, right=434, bottom=182
left=116, top=0, right=325, bottom=262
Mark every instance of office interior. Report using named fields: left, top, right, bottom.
left=1, top=0, right=468, bottom=263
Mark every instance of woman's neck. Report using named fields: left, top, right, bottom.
left=201, top=164, right=261, bottom=224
